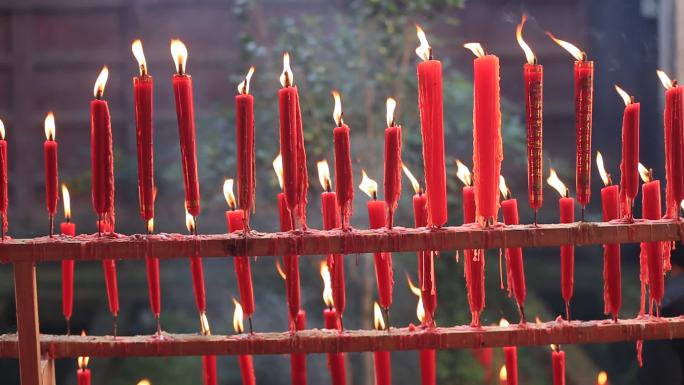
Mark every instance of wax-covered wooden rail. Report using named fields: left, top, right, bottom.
left=0, top=220, right=682, bottom=262
left=0, top=317, right=681, bottom=357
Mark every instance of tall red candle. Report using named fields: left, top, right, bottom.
left=77, top=355, right=91, bottom=385
left=171, top=40, right=201, bottom=217
left=278, top=53, right=308, bottom=228
left=373, top=302, right=391, bottom=385
left=185, top=213, right=207, bottom=317
left=501, top=320, right=518, bottom=385
left=551, top=345, right=566, bottom=385
left=597, top=152, right=621, bottom=320
left=319, top=160, right=346, bottom=319
left=657, top=70, right=684, bottom=218
left=60, top=184, right=75, bottom=330
left=132, top=40, right=155, bottom=223
left=499, top=177, right=526, bottom=320
left=384, top=97, right=402, bottom=228
left=233, top=300, right=256, bottom=385
left=202, top=355, right=217, bottom=385
left=291, top=310, right=307, bottom=385
left=145, top=218, right=161, bottom=329
left=615, top=86, right=639, bottom=219
left=224, top=179, right=255, bottom=318
left=415, top=26, right=447, bottom=228
left=0, top=120, right=7, bottom=235
left=465, top=43, right=502, bottom=225
left=332, top=91, right=353, bottom=229
left=90, top=66, right=114, bottom=225
left=236, top=67, right=256, bottom=227
left=43, top=112, right=58, bottom=231
left=547, top=169, right=574, bottom=319
left=321, top=263, right=346, bottom=385
left=96, top=220, right=119, bottom=324
left=640, top=164, right=664, bottom=311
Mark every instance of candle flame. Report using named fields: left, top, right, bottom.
left=405, top=273, right=424, bottom=322
left=546, top=32, right=584, bottom=61
left=402, top=163, right=421, bottom=194
left=405, top=272, right=422, bottom=297
left=535, top=316, right=542, bottom=325
left=499, top=365, right=507, bottom=381
left=93, top=66, right=109, bottom=99
left=44, top=112, right=55, bottom=141
left=596, top=151, right=611, bottom=186
left=681, top=199, right=684, bottom=211
left=657, top=70, right=675, bottom=89
left=332, top=91, right=343, bottom=126
left=78, top=330, right=89, bottom=369
left=273, top=154, right=284, bottom=190
left=455, top=159, right=472, bottom=187
left=223, top=179, right=237, bottom=209
left=386, top=97, right=397, bottom=127
left=317, top=160, right=332, bottom=192
left=516, top=15, right=536, bottom=64
left=200, top=311, right=211, bottom=336
left=238, top=66, right=255, bottom=95
left=137, top=380, right=151, bottom=385
left=463, top=43, right=485, bottom=58
left=547, top=168, right=568, bottom=198
left=499, top=318, right=510, bottom=327
left=170, top=39, right=188, bottom=74
left=373, top=301, right=385, bottom=330
left=0, top=119, right=5, bottom=140
left=185, top=210, right=195, bottom=233
left=499, top=175, right=510, bottom=199
left=320, top=261, right=334, bottom=307
left=638, top=162, right=651, bottom=183
left=147, top=218, right=154, bottom=234
left=280, top=52, right=293, bottom=87
left=359, top=170, right=378, bottom=199
left=614, top=84, right=632, bottom=106
left=275, top=259, right=286, bottom=280
left=597, top=371, right=608, bottom=385
left=232, top=298, right=244, bottom=334
left=550, top=343, right=557, bottom=351
left=131, top=39, right=147, bottom=76
left=62, top=184, right=71, bottom=220
left=415, top=24, right=432, bottom=61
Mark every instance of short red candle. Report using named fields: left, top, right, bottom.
left=552, top=348, right=566, bottom=385
left=291, top=309, right=307, bottom=385
left=236, top=68, right=255, bottom=223
left=368, top=198, right=393, bottom=308
left=619, top=96, right=640, bottom=218
left=0, top=125, right=8, bottom=234
left=501, top=197, right=526, bottom=312
left=77, top=368, right=91, bottom=385
left=91, top=67, right=114, bottom=221
left=202, top=355, right=217, bottom=385
left=133, top=75, right=155, bottom=222
left=600, top=182, right=621, bottom=319
left=504, top=346, right=518, bottom=385
left=524, top=62, right=544, bottom=214
left=420, top=349, right=436, bottom=385
left=662, top=80, right=684, bottom=218
left=43, top=113, right=58, bottom=218
left=189, top=255, right=206, bottom=313
left=60, top=220, right=75, bottom=323
left=324, top=307, right=346, bottom=385
left=374, top=350, right=391, bottom=385
left=278, top=193, right=300, bottom=326
left=462, top=183, right=484, bottom=326
left=227, top=209, right=255, bottom=316
left=384, top=121, right=402, bottom=228
left=642, top=178, right=664, bottom=308
left=332, top=92, right=353, bottom=229
left=560, top=196, right=575, bottom=315
left=322, top=188, right=345, bottom=318
left=574, top=59, right=594, bottom=208
left=239, top=354, right=256, bottom=385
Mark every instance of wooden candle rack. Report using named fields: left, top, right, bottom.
left=5, top=220, right=684, bottom=385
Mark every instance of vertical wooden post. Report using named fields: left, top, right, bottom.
left=14, top=261, right=41, bottom=385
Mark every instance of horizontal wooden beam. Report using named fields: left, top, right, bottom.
left=0, top=220, right=681, bottom=263
left=0, top=316, right=681, bottom=357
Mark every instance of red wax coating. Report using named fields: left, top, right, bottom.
left=202, top=355, right=217, bottom=385
left=663, top=85, right=684, bottom=218
left=146, top=251, right=161, bottom=316
left=473, top=54, right=503, bottom=223
left=501, top=198, right=526, bottom=307
left=0, top=139, right=7, bottom=232
left=417, top=59, right=447, bottom=227
left=374, top=351, right=391, bottom=385
left=189, top=255, right=206, bottom=313
left=236, top=92, right=255, bottom=216
left=90, top=99, right=114, bottom=218
left=239, top=354, right=256, bottom=385
left=642, top=179, right=664, bottom=305
left=524, top=63, right=543, bottom=211
left=413, top=193, right=436, bottom=322
left=463, top=186, right=485, bottom=325
left=278, top=86, right=308, bottom=227
left=420, top=349, right=436, bottom=385
left=504, top=346, right=518, bottom=385
left=601, top=184, right=621, bottom=318
left=60, top=222, right=75, bottom=320
left=368, top=200, right=393, bottom=308
left=384, top=124, right=402, bottom=223
left=324, top=308, right=346, bottom=385
left=559, top=197, right=575, bottom=307
left=227, top=209, right=255, bottom=316
left=322, top=191, right=345, bottom=316
left=574, top=60, right=594, bottom=206
left=619, top=101, right=640, bottom=218
left=552, top=349, right=565, bottom=385
left=291, top=310, right=307, bottom=385
left=172, top=74, right=201, bottom=216
left=463, top=186, right=476, bottom=224
left=96, top=220, right=119, bottom=316
left=77, top=369, right=91, bottom=385
left=44, top=140, right=58, bottom=216
left=334, top=123, right=353, bottom=228
left=133, top=75, right=155, bottom=221
left=278, top=193, right=300, bottom=325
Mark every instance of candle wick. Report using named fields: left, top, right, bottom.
left=607, top=174, right=613, bottom=186
left=673, top=80, right=679, bottom=87
left=95, top=89, right=103, bottom=100
left=66, top=217, right=70, bottom=224
left=648, top=168, right=653, bottom=182
left=564, top=187, right=569, bottom=198
left=372, top=190, right=377, bottom=201
left=532, top=56, right=538, bottom=65
left=580, top=51, right=587, bottom=61
left=178, top=62, right=185, bottom=76
left=428, top=47, right=433, bottom=61
left=284, top=72, right=291, bottom=88
left=140, top=64, right=147, bottom=77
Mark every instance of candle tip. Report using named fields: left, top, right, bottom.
left=93, top=66, right=109, bottom=99
left=44, top=111, right=55, bottom=141
left=415, top=24, right=432, bottom=61
left=280, top=52, right=293, bottom=87
left=131, top=39, right=147, bottom=76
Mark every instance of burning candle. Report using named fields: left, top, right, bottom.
left=171, top=39, right=201, bottom=219
left=233, top=299, right=256, bottom=385
left=198, top=314, right=217, bottom=385
left=321, top=262, right=346, bottom=385
left=639, top=163, right=664, bottom=314
left=551, top=344, right=566, bottom=385
left=43, top=112, right=58, bottom=235
left=236, top=66, right=256, bottom=229
left=548, top=33, right=593, bottom=219
left=415, top=26, right=447, bottom=228
left=384, top=97, right=402, bottom=228
left=331, top=91, right=353, bottom=229
left=500, top=319, right=518, bottom=385
left=145, top=218, right=162, bottom=334
left=224, top=179, right=255, bottom=330
left=407, top=274, right=435, bottom=385
left=456, top=160, right=485, bottom=326
left=273, top=155, right=301, bottom=327
left=596, top=371, right=608, bottom=385
left=464, top=42, right=502, bottom=226
left=499, top=176, right=527, bottom=322
left=615, top=85, right=640, bottom=219
left=517, top=15, right=544, bottom=223
left=373, top=302, right=391, bottom=385
left=0, top=119, right=7, bottom=237
left=77, top=345, right=91, bottom=385
left=403, top=164, right=436, bottom=324
left=185, top=213, right=208, bottom=331
left=499, top=365, right=507, bottom=385
left=597, top=152, right=621, bottom=320
left=278, top=52, right=308, bottom=229
left=360, top=171, right=393, bottom=322
left=547, top=168, right=574, bottom=320
left=657, top=70, right=684, bottom=219
left=91, top=66, right=114, bottom=228
left=60, top=184, right=75, bottom=333
left=132, top=40, right=155, bottom=225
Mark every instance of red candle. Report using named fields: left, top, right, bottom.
left=236, top=67, right=256, bottom=227
left=234, top=300, right=256, bottom=385
left=499, top=177, right=526, bottom=320
left=384, top=97, right=402, bottom=228
left=415, top=26, right=447, bottom=228
left=202, top=355, right=217, bottom=385
left=373, top=302, right=391, bottom=385
left=547, top=169, right=574, bottom=319
left=465, top=43, right=502, bottom=225
left=332, top=91, right=353, bottom=229
left=291, top=310, right=307, bottom=385
left=615, top=86, right=640, bottom=219
left=597, top=152, right=621, bottom=320
left=551, top=345, right=566, bottom=385
left=657, top=70, right=684, bottom=218
left=501, top=320, right=518, bottom=385
left=171, top=40, right=201, bottom=217
left=132, top=40, right=155, bottom=223
left=77, top=355, right=91, bottom=385
left=90, top=66, right=114, bottom=224
left=517, top=17, right=544, bottom=221
left=60, top=185, right=75, bottom=331
left=278, top=53, right=308, bottom=228
left=0, top=120, right=7, bottom=235
left=639, top=164, right=664, bottom=311
left=145, top=218, right=161, bottom=330
left=97, top=220, right=119, bottom=323
left=321, top=261, right=346, bottom=385
left=185, top=213, right=207, bottom=316
left=43, top=112, right=58, bottom=231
